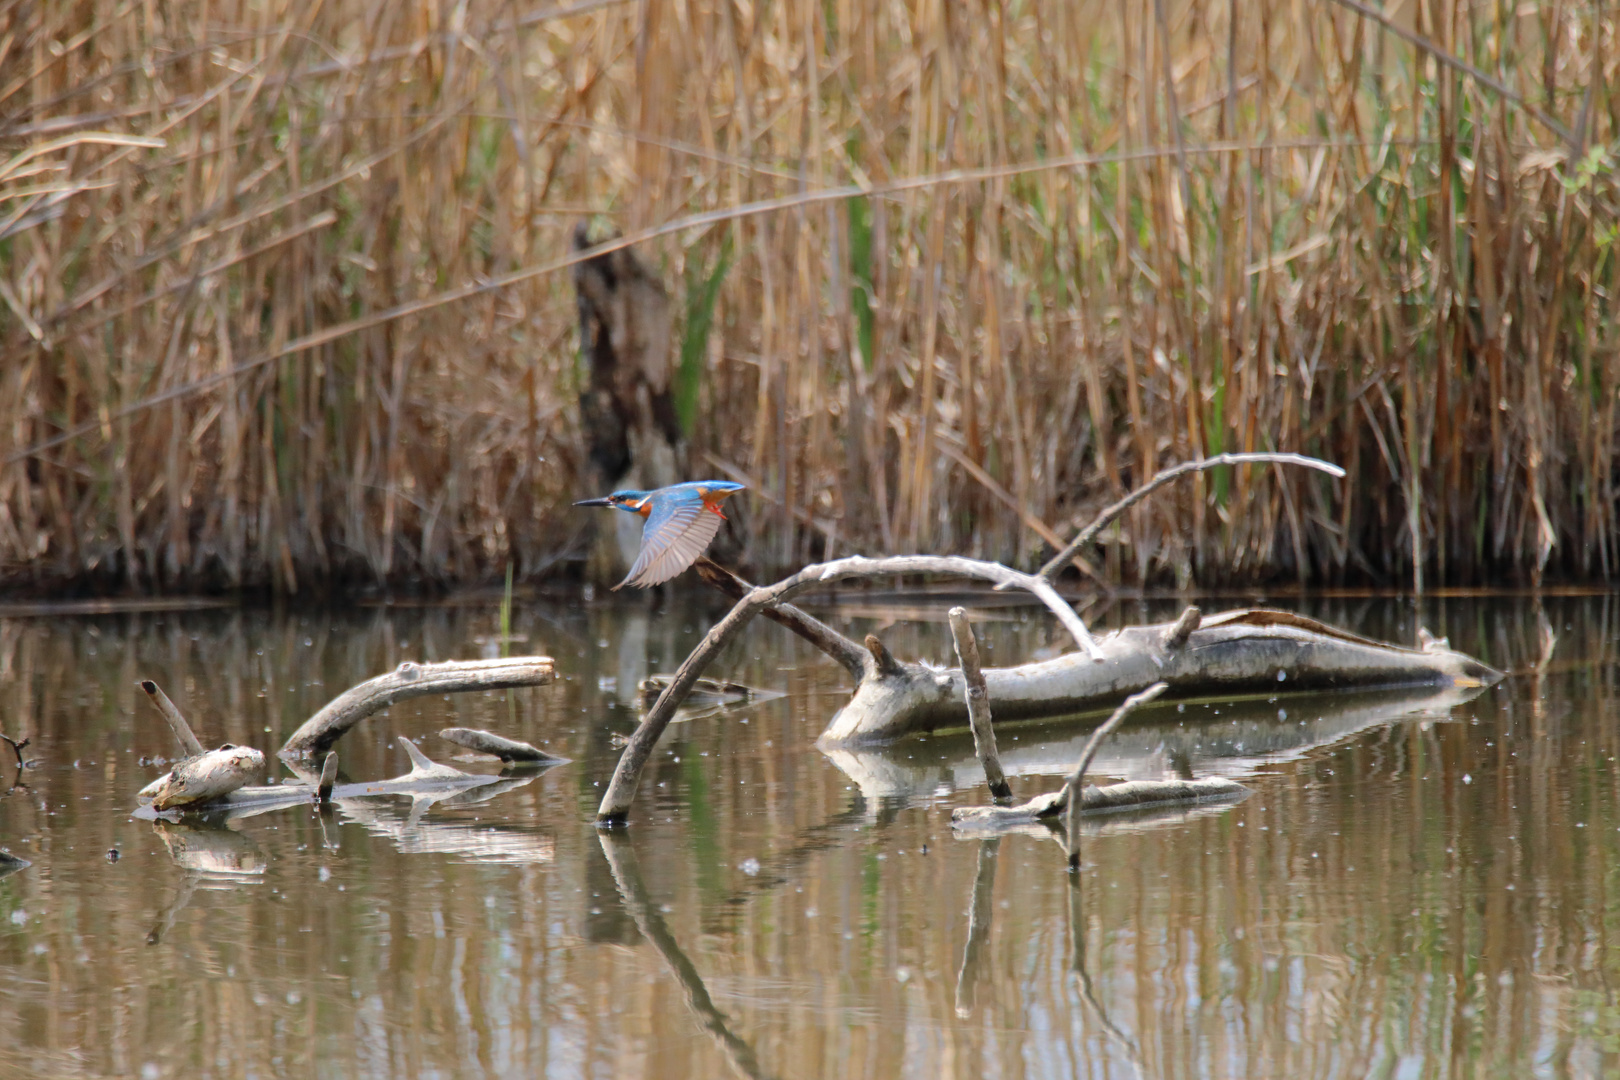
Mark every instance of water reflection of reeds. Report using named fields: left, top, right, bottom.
left=0, top=597, right=1615, bottom=1076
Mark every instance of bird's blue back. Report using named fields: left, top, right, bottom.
left=662, top=480, right=745, bottom=504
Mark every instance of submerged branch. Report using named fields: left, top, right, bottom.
left=950, top=777, right=1250, bottom=833
left=438, top=727, right=567, bottom=764
left=0, top=733, right=28, bottom=769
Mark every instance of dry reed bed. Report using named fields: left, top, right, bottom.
left=0, top=0, right=1613, bottom=593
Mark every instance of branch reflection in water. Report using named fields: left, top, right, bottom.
left=598, top=832, right=775, bottom=1080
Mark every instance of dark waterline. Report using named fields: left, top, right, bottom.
left=0, top=593, right=1616, bottom=1078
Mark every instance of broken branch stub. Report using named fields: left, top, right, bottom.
left=138, top=679, right=204, bottom=757
left=280, top=656, right=555, bottom=758
left=948, top=608, right=1011, bottom=805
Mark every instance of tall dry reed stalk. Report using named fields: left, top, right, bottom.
left=0, top=0, right=1614, bottom=593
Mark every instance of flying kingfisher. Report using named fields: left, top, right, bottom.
left=575, top=480, right=745, bottom=589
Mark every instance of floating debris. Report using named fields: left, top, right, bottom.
left=439, top=727, right=568, bottom=765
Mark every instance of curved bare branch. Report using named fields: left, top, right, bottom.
left=1037, top=452, right=1347, bottom=582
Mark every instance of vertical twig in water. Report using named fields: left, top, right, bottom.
left=1063, top=682, right=1168, bottom=869
left=317, top=752, right=339, bottom=804
left=948, top=607, right=1011, bottom=805
left=500, top=560, right=514, bottom=658
left=0, top=734, right=27, bottom=770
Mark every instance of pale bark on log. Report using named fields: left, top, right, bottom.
left=280, top=656, right=555, bottom=758
left=951, top=776, right=1250, bottom=832
left=141, top=745, right=266, bottom=811
left=818, top=608, right=1501, bottom=746
left=136, top=737, right=540, bottom=821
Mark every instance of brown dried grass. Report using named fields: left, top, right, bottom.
left=0, top=0, right=1614, bottom=594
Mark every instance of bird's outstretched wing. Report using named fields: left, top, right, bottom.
left=617, top=496, right=724, bottom=588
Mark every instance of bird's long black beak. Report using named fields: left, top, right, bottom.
left=573, top=497, right=613, bottom=507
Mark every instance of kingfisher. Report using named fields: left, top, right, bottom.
left=575, top=481, right=745, bottom=589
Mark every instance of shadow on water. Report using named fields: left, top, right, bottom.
left=0, top=592, right=1617, bottom=1076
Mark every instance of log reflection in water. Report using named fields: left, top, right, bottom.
left=598, top=832, right=775, bottom=1080
left=146, top=820, right=267, bottom=945
left=824, top=681, right=1490, bottom=803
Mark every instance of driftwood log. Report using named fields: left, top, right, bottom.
left=141, top=745, right=267, bottom=811
left=135, top=736, right=555, bottom=822
left=137, top=679, right=264, bottom=810
left=280, top=656, right=555, bottom=758
left=135, top=657, right=557, bottom=817
left=595, top=552, right=1114, bottom=825
left=819, top=609, right=1499, bottom=745
left=602, top=592, right=1497, bottom=824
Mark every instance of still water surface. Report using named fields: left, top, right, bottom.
left=0, top=591, right=1616, bottom=1078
